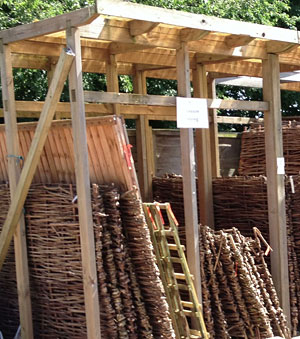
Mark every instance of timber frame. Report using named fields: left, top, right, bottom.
left=1, top=0, right=299, bottom=335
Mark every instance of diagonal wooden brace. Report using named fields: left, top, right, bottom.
left=0, top=47, right=74, bottom=270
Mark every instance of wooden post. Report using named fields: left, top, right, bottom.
left=0, top=47, right=74, bottom=270
left=106, top=54, right=120, bottom=115
left=207, top=75, right=220, bottom=177
left=262, top=53, right=290, bottom=324
left=0, top=40, right=34, bottom=339
left=133, top=69, right=149, bottom=200
left=193, top=64, right=214, bottom=227
left=176, top=42, right=202, bottom=300
left=67, top=27, right=102, bottom=339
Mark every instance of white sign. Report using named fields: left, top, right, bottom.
left=176, top=97, right=209, bottom=128
left=277, top=157, right=285, bottom=175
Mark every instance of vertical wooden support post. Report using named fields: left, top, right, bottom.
left=66, top=27, right=102, bottom=339
left=176, top=42, right=202, bottom=300
left=262, top=54, right=290, bottom=324
left=106, top=54, right=120, bottom=115
left=193, top=64, right=214, bottom=227
left=0, top=40, right=34, bottom=339
left=133, top=69, right=149, bottom=200
left=207, top=75, right=220, bottom=178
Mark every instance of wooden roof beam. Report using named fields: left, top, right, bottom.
left=266, top=41, right=299, bottom=54
left=109, top=42, right=154, bottom=54
left=180, top=28, right=209, bottom=42
left=224, top=34, right=256, bottom=48
left=129, top=20, right=159, bottom=36
left=0, top=6, right=98, bottom=44
left=96, top=0, right=299, bottom=44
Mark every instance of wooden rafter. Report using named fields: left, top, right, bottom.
left=0, top=6, right=98, bottom=44
left=129, top=20, right=159, bottom=36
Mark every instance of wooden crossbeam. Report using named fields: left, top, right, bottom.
left=0, top=7, right=98, bottom=44
left=84, top=91, right=269, bottom=111
left=0, top=47, right=74, bottom=270
left=0, top=40, right=34, bottom=339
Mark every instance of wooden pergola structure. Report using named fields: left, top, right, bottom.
left=0, top=0, right=299, bottom=337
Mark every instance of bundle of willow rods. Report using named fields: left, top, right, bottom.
left=153, top=174, right=300, bottom=334
left=200, top=226, right=290, bottom=339
left=0, top=184, right=19, bottom=338
left=0, top=183, right=174, bottom=338
left=239, top=121, right=300, bottom=176
left=120, top=190, right=175, bottom=338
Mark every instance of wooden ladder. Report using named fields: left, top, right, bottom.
left=143, top=202, right=209, bottom=339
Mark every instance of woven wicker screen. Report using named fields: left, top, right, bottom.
left=239, top=121, right=300, bottom=176
left=0, top=115, right=137, bottom=190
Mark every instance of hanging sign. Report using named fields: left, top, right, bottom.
left=176, top=97, right=209, bottom=129
left=277, top=157, right=285, bottom=175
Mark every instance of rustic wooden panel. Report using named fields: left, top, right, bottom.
left=0, top=116, right=137, bottom=191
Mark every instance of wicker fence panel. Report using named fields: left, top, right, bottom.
left=0, top=184, right=19, bottom=338
left=239, top=122, right=300, bottom=176
left=0, top=184, right=174, bottom=338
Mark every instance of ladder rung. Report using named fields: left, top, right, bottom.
left=183, top=309, right=195, bottom=317
left=181, top=301, right=194, bottom=308
left=170, top=257, right=182, bottom=263
left=175, top=273, right=186, bottom=280
left=175, top=272, right=194, bottom=280
left=190, top=329, right=202, bottom=336
left=177, top=283, right=189, bottom=290
left=190, top=329, right=203, bottom=338
left=168, top=243, right=185, bottom=251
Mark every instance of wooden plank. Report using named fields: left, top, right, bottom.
left=176, top=41, right=202, bottom=301
left=193, top=64, right=214, bottom=228
left=262, top=53, right=290, bottom=326
left=0, top=41, right=34, bottom=339
left=145, top=119, right=155, bottom=200
left=88, top=125, right=109, bottom=183
left=133, top=68, right=149, bottom=200
left=0, top=48, right=74, bottom=267
left=207, top=76, right=220, bottom=177
left=0, top=6, right=98, bottom=44
left=106, top=54, right=120, bottom=115
left=66, top=27, right=102, bottom=339
left=95, top=0, right=299, bottom=43
left=84, top=91, right=269, bottom=111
